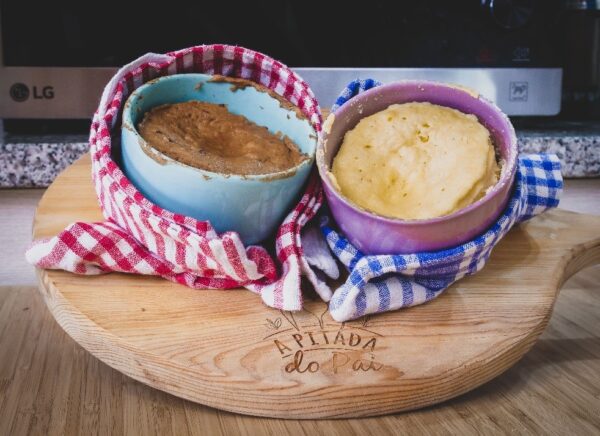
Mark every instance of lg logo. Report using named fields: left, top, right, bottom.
left=9, top=83, right=29, bottom=102
left=9, top=83, right=54, bottom=102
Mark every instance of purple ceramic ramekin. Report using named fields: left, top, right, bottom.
left=317, top=81, right=518, bottom=255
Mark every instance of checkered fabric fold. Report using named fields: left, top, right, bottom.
left=26, top=45, right=330, bottom=311
left=331, top=78, right=382, bottom=112
left=320, top=79, right=563, bottom=322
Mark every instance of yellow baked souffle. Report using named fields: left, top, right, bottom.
left=330, top=102, right=500, bottom=220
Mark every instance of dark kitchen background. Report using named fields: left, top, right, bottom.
left=2, top=1, right=599, bottom=123
left=1, top=0, right=599, bottom=182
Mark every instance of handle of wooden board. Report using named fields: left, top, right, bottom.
left=563, top=243, right=600, bottom=287
left=556, top=210, right=600, bottom=288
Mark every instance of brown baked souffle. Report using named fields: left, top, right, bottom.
left=137, top=100, right=307, bottom=175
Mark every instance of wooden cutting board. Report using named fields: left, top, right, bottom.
left=33, top=154, right=600, bottom=419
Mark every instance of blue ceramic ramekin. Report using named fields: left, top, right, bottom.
left=121, top=73, right=317, bottom=244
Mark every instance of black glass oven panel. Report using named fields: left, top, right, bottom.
left=2, top=0, right=562, bottom=67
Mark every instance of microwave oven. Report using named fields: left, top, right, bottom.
left=0, top=0, right=567, bottom=119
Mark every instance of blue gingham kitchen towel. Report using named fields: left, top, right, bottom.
left=319, top=79, right=563, bottom=322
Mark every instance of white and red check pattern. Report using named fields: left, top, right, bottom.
left=26, top=45, right=328, bottom=311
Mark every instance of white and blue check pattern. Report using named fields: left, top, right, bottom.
left=321, top=80, right=563, bottom=322
left=331, top=78, right=382, bottom=112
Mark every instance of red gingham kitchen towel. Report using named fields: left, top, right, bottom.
left=26, top=45, right=332, bottom=311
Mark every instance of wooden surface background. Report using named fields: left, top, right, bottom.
left=0, top=171, right=598, bottom=433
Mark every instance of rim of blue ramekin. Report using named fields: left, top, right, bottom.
left=122, top=73, right=317, bottom=181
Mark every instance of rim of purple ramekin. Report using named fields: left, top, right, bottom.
left=316, top=80, right=518, bottom=228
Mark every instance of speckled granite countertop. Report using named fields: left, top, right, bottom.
left=512, top=120, right=600, bottom=179
left=0, top=133, right=88, bottom=188
left=1, top=120, right=599, bottom=188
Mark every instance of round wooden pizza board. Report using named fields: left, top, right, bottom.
left=33, top=155, right=600, bottom=419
